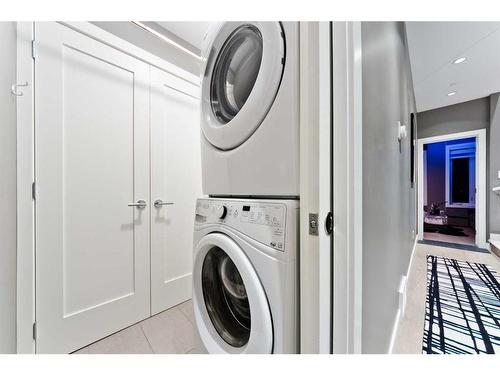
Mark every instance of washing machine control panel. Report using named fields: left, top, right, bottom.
left=195, top=199, right=287, bottom=251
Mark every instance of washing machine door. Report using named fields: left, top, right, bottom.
left=200, top=22, right=285, bottom=150
left=193, top=232, right=273, bottom=353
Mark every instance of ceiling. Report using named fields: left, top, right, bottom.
left=156, top=22, right=211, bottom=52
left=406, top=22, right=500, bottom=112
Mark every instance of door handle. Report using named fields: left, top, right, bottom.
left=154, top=199, right=174, bottom=208
left=128, top=200, right=147, bottom=208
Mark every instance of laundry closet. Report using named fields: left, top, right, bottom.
left=15, top=21, right=342, bottom=355
left=17, top=22, right=202, bottom=353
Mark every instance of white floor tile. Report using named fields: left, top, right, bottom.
left=84, top=324, right=153, bottom=354
left=178, top=300, right=195, bottom=326
left=140, top=306, right=196, bottom=354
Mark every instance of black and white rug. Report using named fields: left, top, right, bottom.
left=422, top=255, right=500, bottom=354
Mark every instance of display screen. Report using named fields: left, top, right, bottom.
left=242, top=205, right=251, bottom=212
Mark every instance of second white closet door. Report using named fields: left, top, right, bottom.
left=150, top=67, right=202, bottom=314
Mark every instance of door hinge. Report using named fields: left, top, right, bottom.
left=31, top=40, right=37, bottom=60
left=32, top=322, right=37, bottom=340
left=31, top=182, right=37, bottom=201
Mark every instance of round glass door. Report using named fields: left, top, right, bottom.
left=200, top=22, right=285, bottom=150
left=210, top=25, right=263, bottom=125
left=201, top=246, right=251, bottom=347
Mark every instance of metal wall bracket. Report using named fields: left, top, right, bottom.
left=11, top=82, right=28, bottom=96
left=31, top=39, right=37, bottom=60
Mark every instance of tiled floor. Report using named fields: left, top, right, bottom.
left=423, top=226, right=476, bottom=246
left=73, top=299, right=201, bottom=354
left=393, top=243, right=500, bottom=354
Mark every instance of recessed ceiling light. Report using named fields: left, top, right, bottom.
left=447, top=91, right=457, bottom=96
left=453, top=57, right=466, bottom=64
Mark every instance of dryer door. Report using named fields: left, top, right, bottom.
left=193, top=233, right=273, bottom=353
left=200, top=22, right=285, bottom=150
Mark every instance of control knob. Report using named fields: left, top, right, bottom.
left=216, top=205, right=228, bottom=219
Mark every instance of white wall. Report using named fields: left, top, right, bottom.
left=490, top=93, right=500, bottom=233
left=0, top=21, right=17, bottom=353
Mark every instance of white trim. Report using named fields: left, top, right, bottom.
left=318, top=21, right=332, bottom=354
left=299, top=21, right=321, bottom=354
left=417, top=129, right=488, bottom=249
left=489, top=234, right=500, bottom=257
left=330, top=21, right=363, bottom=354
left=388, top=236, right=418, bottom=353
left=16, top=21, right=36, bottom=354
left=423, top=150, right=427, bottom=206
left=299, top=21, right=360, bottom=355
left=406, top=236, right=419, bottom=289
left=388, top=309, right=402, bottom=354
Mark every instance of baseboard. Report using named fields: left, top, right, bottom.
left=405, top=236, right=419, bottom=281
left=489, top=234, right=500, bottom=259
left=388, top=309, right=402, bottom=354
left=388, top=236, right=418, bottom=353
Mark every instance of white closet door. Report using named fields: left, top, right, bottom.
left=35, top=22, right=151, bottom=353
left=150, top=66, right=202, bottom=314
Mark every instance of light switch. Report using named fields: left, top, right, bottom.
left=498, top=170, right=500, bottom=179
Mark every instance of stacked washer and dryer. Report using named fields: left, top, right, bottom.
left=193, top=22, right=300, bottom=354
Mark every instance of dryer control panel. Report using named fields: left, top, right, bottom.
left=195, top=199, right=287, bottom=251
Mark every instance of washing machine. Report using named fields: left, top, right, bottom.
left=192, top=198, right=299, bottom=353
left=200, top=22, right=300, bottom=197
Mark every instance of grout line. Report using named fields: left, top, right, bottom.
left=139, top=322, right=156, bottom=354
left=177, top=300, right=194, bottom=326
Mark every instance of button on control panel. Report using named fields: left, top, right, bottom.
left=195, top=199, right=287, bottom=251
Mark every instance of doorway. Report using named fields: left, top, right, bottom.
left=417, top=129, right=487, bottom=249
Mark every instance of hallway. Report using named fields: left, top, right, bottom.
left=394, top=243, right=500, bottom=353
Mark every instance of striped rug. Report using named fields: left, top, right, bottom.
left=422, top=255, right=500, bottom=354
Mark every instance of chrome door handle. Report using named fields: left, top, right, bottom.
left=154, top=199, right=174, bottom=208
left=128, top=199, right=147, bottom=208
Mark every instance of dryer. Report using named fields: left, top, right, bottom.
left=200, top=22, right=299, bottom=197
left=192, top=198, right=299, bottom=353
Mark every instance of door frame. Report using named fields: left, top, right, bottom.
left=417, top=129, right=488, bottom=249
left=16, top=21, right=199, bottom=353
left=16, top=21, right=36, bottom=354
left=299, top=21, right=329, bottom=354
left=299, top=21, right=363, bottom=354
left=331, top=21, right=363, bottom=354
